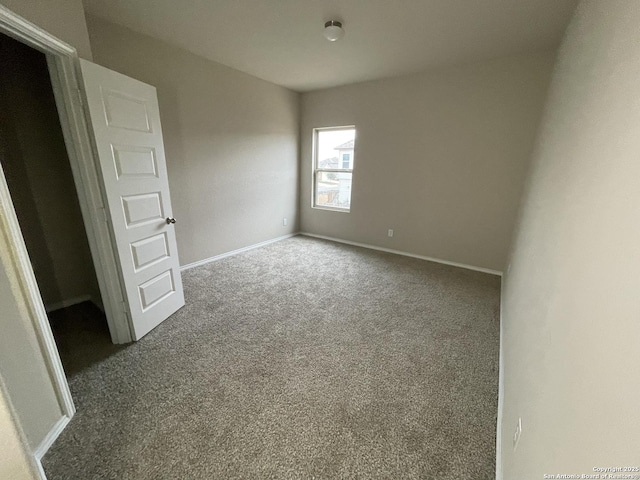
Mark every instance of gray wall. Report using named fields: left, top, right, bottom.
left=0, top=33, right=101, bottom=309
left=0, top=0, right=95, bottom=453
left=0, top=380, right=36, bottom=480
left=86, top=16, right=300, bottom=266
left=300, top=52, right=555, bottom=272
left=499, top=0, right=640, bottom=477
left=0, top=257, right=63, bottom=450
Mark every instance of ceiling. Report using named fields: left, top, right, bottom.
left=83, top=0, right=579, bottom=93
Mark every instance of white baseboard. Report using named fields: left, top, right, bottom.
left=45, top=295, right=92, bottom=313
left=93, top=298, right=105, bottom=313
left=179, top=231, right=503, bottom=277
left=180, top=233, right=298, bottom=271
left=299, top=232, right=503, bottom=276
left=33, top=459, right=48, bottom=480
left=32, top=414, right=70, bottom=477
left=33, top=414, right=70, bottom=460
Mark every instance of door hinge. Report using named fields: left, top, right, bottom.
left=97, top=207, right=108, bottom=223
left=121, top=301, right=129, bottom=314
left=76, top=88, right=84, bottom=107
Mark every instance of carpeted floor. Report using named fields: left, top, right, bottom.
left=43, top=236, right=501, bottom=479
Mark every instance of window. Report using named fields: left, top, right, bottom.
left=313, top=126, right=356, bottom=211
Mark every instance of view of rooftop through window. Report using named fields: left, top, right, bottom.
left=314, top=127, right=356, bottom=211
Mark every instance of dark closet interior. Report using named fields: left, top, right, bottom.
left=0, top=33, right=113, bottom=375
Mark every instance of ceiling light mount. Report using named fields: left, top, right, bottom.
left=323, top=20, right=344, bottom=42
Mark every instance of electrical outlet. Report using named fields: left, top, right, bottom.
left=388, top=229, right=394, bottom=237
left=513, top=417, right=522, bottom=451
left=283, top=218, right=287, bottom=226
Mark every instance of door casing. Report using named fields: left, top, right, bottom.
left=0, top=3, right=135, bottom=473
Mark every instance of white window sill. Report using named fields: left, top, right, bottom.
left=312, top=205, right=351, bottom=213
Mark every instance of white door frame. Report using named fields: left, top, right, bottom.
left=0, top=5, right=133, bottom=344
left=0, top=2, right=134, bottom=435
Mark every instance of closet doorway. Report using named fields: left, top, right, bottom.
left=0, top=33, right=113, bottom=375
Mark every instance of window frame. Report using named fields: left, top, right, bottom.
left=312, top=125, right=356, bottom=213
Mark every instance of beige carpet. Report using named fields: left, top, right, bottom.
left=43, top=236, right=501, bottom=479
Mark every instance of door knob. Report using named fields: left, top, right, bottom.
left=166, top=217, right=176, bottom=224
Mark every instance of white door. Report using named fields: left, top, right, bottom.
left=79, top=59, right=184, bottom=340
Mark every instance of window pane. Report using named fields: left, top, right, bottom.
left=317, top=128, right=355, bottom=170
left=315, top=171, right=352, bottom=209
